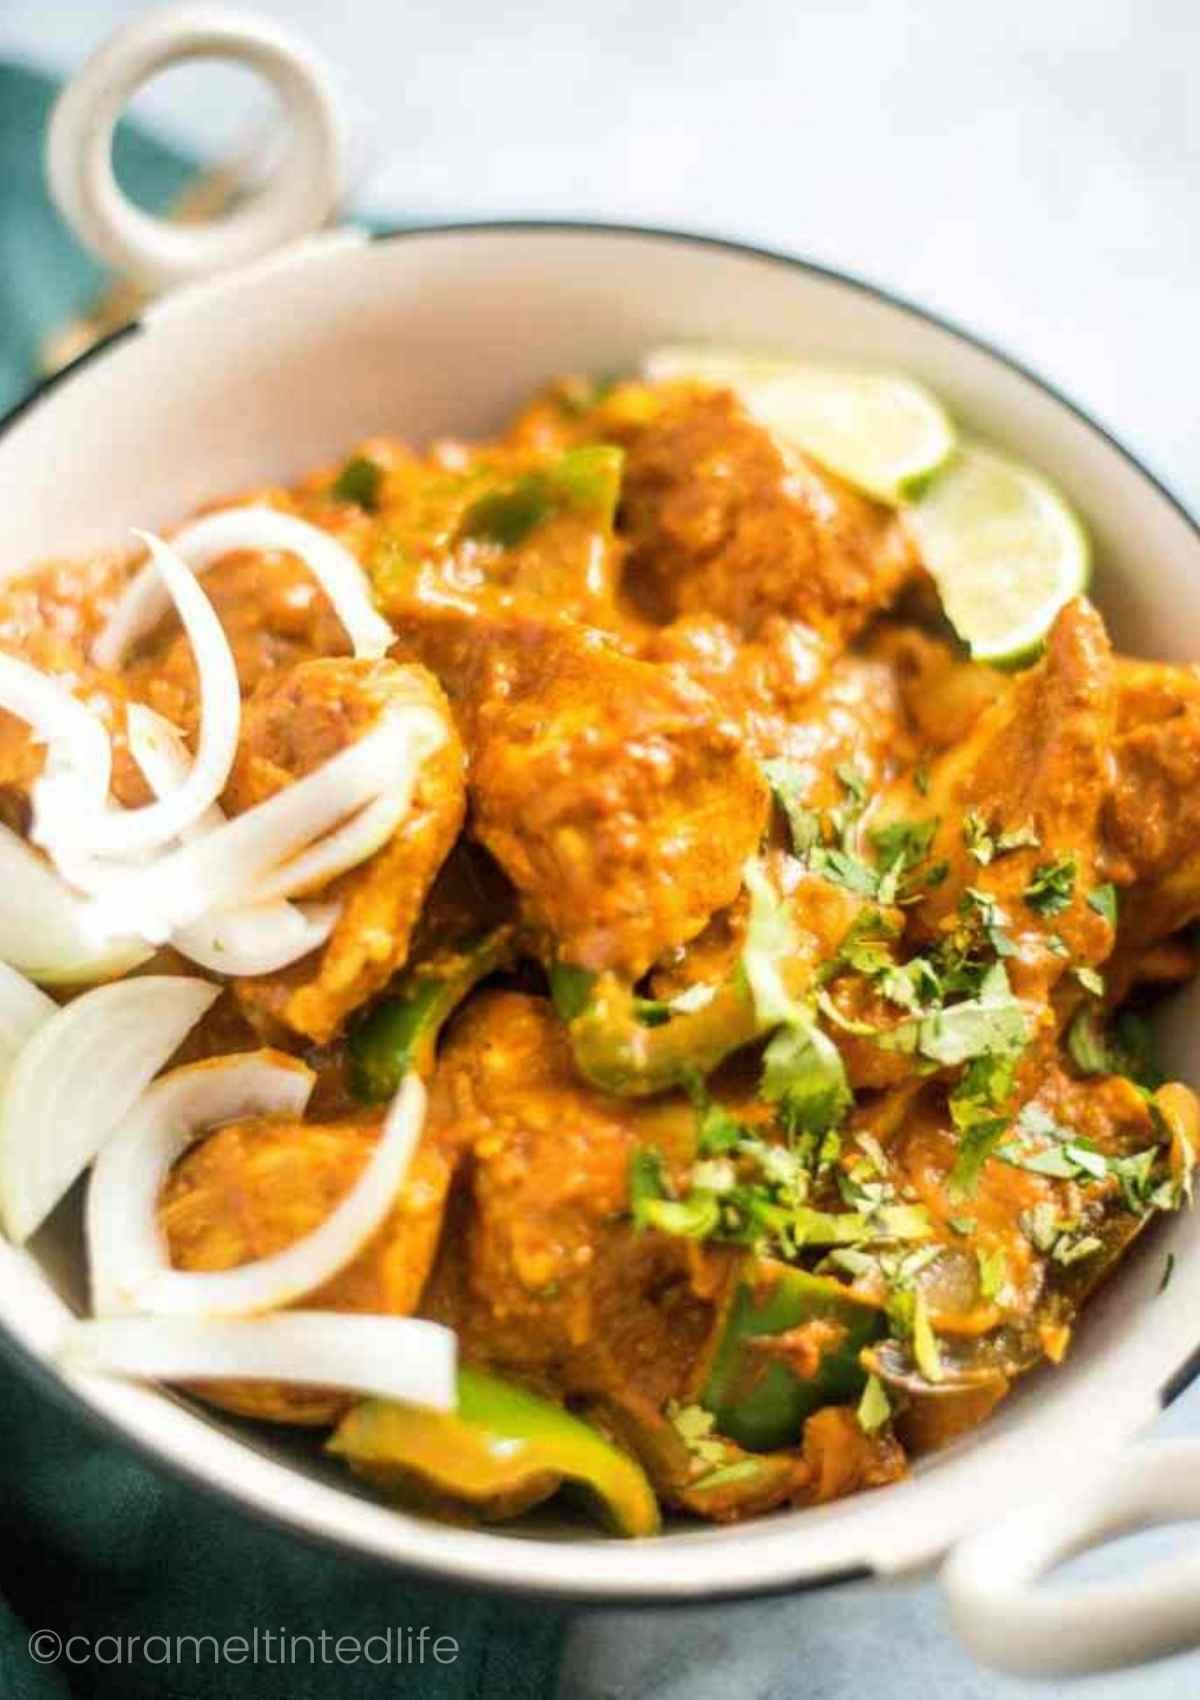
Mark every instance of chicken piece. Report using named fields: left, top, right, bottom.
left=614, top=388, right=916, bottom=644
left=1103, top=659, right=1200, bottom=949
left=161, top=1110, right=459, bottom=1425
left=0, top=553, right=154, bottom=814
left=865, top=623, right=1011, bottom=753
left=389, top=602, right=768, bottom=978
left=641, top=613, right=916, bottom=804
left=422, top=992, right=730, bottom=1413
left=881, top=599, right=1116, bottom=1005
left=229, top=657, right=466, bottom=1045
left=124, top=542, right=353, bottom=728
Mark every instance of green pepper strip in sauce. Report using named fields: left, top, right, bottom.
left=328, top=1366, right=660, bottom=1537
left=701, top=1259, right=884, bottom=1452
left=349, top=927, right=516, bottom=1102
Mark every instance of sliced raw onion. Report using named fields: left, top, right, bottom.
left=0, top=650, right=112, bottom=826
left=0, top=824, right=151, bottom=984
left=82, top=707, right=445, bottom=940
left=127, top=705, right=339, bottom=976
left=38, top=532, right=240, bottom=860
left=91, top=1065, right=425, bottom=1319
left=88, top=1049, right=314, bottom=1316
left=59, top=1313, right=457, bottom=1412
left=0, top=961, right=55, bottom=1077
left=94, top=507, right=394, bottom=669
left=0, top=976, right=219, bottom=1243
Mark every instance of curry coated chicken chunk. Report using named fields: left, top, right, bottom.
left=229, top=656, right=466, bottom=1044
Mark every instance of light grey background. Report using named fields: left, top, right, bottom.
left=3, top=2, right=1199, bottom=1695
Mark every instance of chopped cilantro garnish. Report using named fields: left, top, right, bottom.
left=762, top=760, right=821, bottom=856
left=761, top=1018, right=852, bottom=1138
left=1023, top=854, right=1077, bottom=917
left=1074, top=965, right=1105, bottom=997
left=880, top=961, right=1031, bottom=1068
left=913, top=757, right=931, bottom=796
left=741, top=858, right=802, bottom=1026
left=1087, top=883, right=1118, bottom=927
left=948, top=1050, right=1019, bottom=1195
left=857, top=1374, right=891, bottom=1433
left=976, top=1245, right=1009, bottom=1300
left=869, top=817, right=940, bottom=871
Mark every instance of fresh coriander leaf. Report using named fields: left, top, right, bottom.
left=1074, top=965, right=1105, bottom=997
left=809, top=845, right=880, bottom=898
left=1051, top=1233, right=1103, bottom=1267
left=869, top=817, right=940, bottom=870
left=976, top=1245, right=1009, bottom=1300
left=1087, top=883, right=1118, bottom=927
left=857, top=1374, right=891, bottom=1433
left=995, top=820, right=1041, bottom=855
left=912, top=1290, right=944, bottom=1383
left=762, top=760, right=822, bottom=856
left=948, top=1215, right=978, bottom=1236
left=962, top=810, right=994, bottom=865
left=1023, top=854, right=1077, bottom=917
left=741, top=858, right=801, bottom=1025
left=761, top=1017, right=852, bottom=1137
left=948, top=1051, right=1019, bottom=1194
left=914, top=758, right=931, bottom=796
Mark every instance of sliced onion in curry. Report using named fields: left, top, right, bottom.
left=0, top=650, right=112, bottom=827
left=0, top=976, right=219, bottom=1243
left=88, top=1049, right=314, bottom=1315
left=59, top=1313, right=457, bottom=1413
left=93, top=507, right=394, bottom=670
left=88, top=1063, right=427, bottom=1320
left=36, top=532, right=241, bottom=863
left=127, top=705, right=340, bottom=976
left=124, top=704, right=444, bottom=932
left=0, top=825, right=151, bottom=984
left=0, top=962, right=55, bottom=1079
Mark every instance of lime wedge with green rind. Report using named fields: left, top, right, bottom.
left=906, top=442, right=1091, bottom=666
left=644, top=346, right=956, bottom=505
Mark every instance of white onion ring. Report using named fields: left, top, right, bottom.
left=88, top=1049, right=314, bottom=1316
left=59, top=1313, right=457, bottom=1412
left=36, top=532, right=241, bottom=861
left=0, top=824, right=150, bottom=984
left=80, top=706, right=445, bottom=942
left=0, top=650, right=112, bottom=826
left=127, top=705, right=339, bottom=976
left=90, top=1062, right=426, bottom=1320
left=0, top=976, right=219, bottom=1243
left=0, top=961, right=55, bottom=1079
left=94, top=507, right=394, bottom=669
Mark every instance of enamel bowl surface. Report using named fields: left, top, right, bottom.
left=2, top=223, right=1198, bottom=1601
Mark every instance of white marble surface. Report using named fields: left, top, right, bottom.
left=4, top=2, right=1200, bottom=1694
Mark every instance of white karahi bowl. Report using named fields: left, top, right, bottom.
left=4, top=5, right=1200, bottom=1677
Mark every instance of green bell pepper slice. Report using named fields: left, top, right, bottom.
left=328, top=1366, right=660, bottom=1537
left=462, top=445, right=623, bottom=548
left=702, top=1259, right=884, bottom=1452
left=550, top=966, right=764, bottom=1097
left=349, top=927, right=514, bottom=1102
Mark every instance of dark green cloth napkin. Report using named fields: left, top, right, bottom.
left=0, top=62, right=566, bottom=1700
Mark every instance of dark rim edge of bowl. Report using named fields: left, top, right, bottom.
left=1, top=217, right=1197, bottom=1598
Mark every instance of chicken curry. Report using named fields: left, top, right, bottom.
left=0, top=367, right=1196, bottom=1537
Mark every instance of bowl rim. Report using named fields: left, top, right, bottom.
left=3, top=215, right=1200, bottom=1603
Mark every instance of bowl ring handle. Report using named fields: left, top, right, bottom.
left=942, top=1437, right=1200, bottom=1676
left=45, top=3, right=345, bottom=292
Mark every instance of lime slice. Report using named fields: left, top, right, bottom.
left=644, top=346, right=955, bottom=504
left=906, top=442, right=1091, bottom=665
